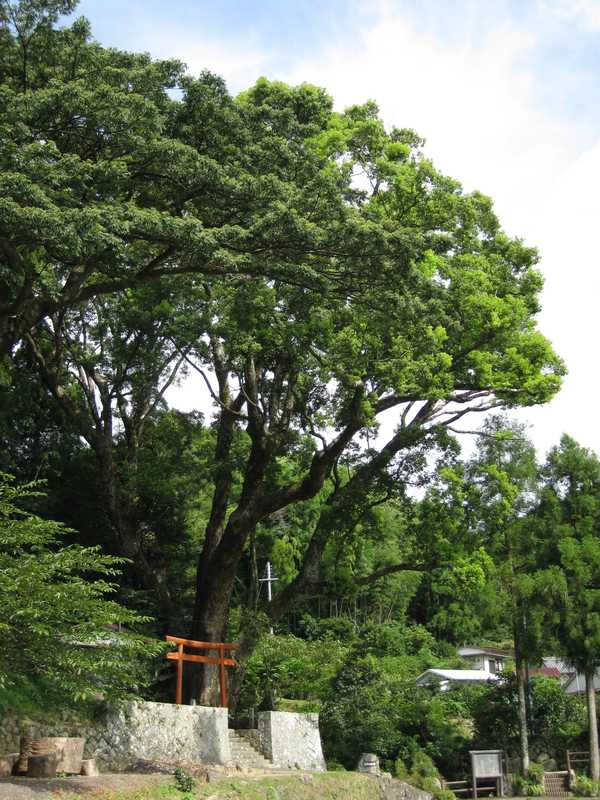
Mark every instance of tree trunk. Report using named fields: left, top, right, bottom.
left=515, top=651, right=530, bottom=776
left=191, top=531, right=244, bottom=705
left=586, top=671, right=600, bottom=781
left=188, top=412, right=428, bottom=706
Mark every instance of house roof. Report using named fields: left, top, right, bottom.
left=458, top=646, right=512, bottom=658
left=540, top=657, right=573, bottom=674
left=529, top=667, right=563, bottom=678
left=416, top=669, right=500, bottom=686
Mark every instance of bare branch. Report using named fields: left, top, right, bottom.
left=180, top=353, right=248, bottom=419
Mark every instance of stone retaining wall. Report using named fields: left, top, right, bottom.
left=257, top=711, right=326, bottom=771
left=1, top=704, right=326, bottom=772
left=0, top=711, right=92, bottom=758
left=92, top=701, right=231, bottom=768
left=0, top=701, right=230, bottom=769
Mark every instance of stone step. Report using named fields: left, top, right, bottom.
left=227, top=730, right=273, bottom=769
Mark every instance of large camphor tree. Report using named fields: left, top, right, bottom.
left=1, top=1, right=565, bottom=702
left=185, top=96, right=565, bottom=700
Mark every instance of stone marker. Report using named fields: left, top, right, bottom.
left=52, top=737, right=85, bottom=773
left=27, top=751, right=58, bottom=778
left=0, top=753, right=18, bottom=777
left=80, top=758, right=100, bottom=776
left=357, top=752, right=380, bottom=775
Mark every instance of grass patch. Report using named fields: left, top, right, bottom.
left=58, top=772, right=382, bottom=800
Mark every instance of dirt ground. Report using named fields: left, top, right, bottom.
left=0, top=771, right=171, bottom=799
left=0, top=771, right=387, bottom=800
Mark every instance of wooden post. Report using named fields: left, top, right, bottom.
left=219, top=644, right=227, bottom=707
left=176, top=643, right=183, bottom=705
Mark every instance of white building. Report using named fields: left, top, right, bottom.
left=415, top=645, right=511, bottom=692
left=415, top=668, right=500, bottom=692
left=457, top=646, right=511, bottom=675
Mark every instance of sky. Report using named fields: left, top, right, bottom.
left=70, top=0, right=600, bottom=459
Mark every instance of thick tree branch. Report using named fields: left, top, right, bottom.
left=353, top=562, right=425, bottom=586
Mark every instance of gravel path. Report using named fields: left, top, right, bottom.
left=0, top=772, right=170, bottom=799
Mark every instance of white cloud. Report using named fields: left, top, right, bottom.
left=284, top=12, right=572, bottom=235
left=134, top=27, right=268, bottom=92
left=174, top=41, right=268, bottom=91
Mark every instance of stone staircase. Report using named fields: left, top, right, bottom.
left=228, top=729, right=273, bottom=770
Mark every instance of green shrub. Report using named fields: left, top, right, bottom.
left=394, top=749, right=457, bottom=800
left=238, top=634, right=348, bottom=710
left=173, top=767, right=195, bottom=793
left=0, top=474, right=164, bottom=703
left=394, top=756, right=410, bottom=780
left=421, top=776, right=443, bottom=793
left=321, top=655, right=471, bottom=775
left=571, top=774, right=600, bottom=797
left=514, top=774, right=544, bottom=796
left=432, top=789, right=458, bottom=800
left=310, top=616, right=357, bottom=642
left=326, top=760, right=347, bottom=771
left=528, top=762, right=544, bottom=783
left=412, top=750, right=440, bottom=780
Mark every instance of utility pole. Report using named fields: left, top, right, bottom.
left=259, top=561, right=277, bottom=634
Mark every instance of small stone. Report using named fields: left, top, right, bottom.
left=80, top=758, right=100, bottom=776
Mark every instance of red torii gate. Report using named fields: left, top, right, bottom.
left=165, top=635, right=238, bottom=707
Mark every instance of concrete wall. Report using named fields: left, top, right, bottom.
left=92, top=701, right=231, bottom=768
left=258, top=711, right=326, bottom=772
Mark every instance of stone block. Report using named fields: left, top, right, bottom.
left=0, top=752, right=18, bottom=777
left=94, top=700, right=231, bottom=767
left=379, top=776, right=434, bottom=800
left=52, top=737, right=85, bottom=773
left=257, top=711, right=326, bottom=771
left=80, top=757, right=100, bottom=776
left=28, top=751, right=57, bottom=778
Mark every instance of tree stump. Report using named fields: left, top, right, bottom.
left=80, top=758, right=99, bottom=776
left=18, top=736, right=86, bottom=774
left=0, top=753, right=18, bottom=777
left=17, top=736, right=34, bottom=774
left=27, top=751, right=57, bottom=778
